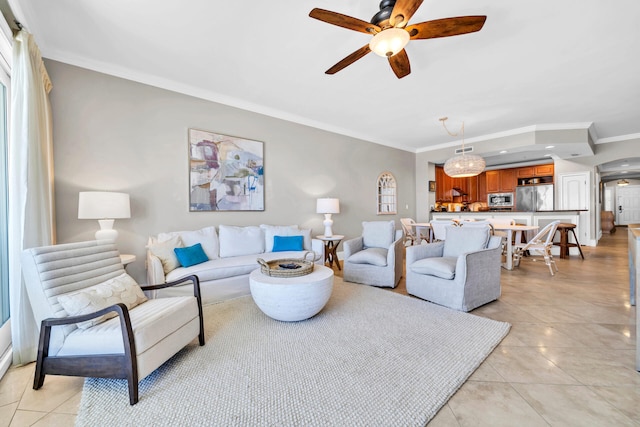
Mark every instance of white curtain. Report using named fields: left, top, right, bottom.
left=8, top=30, right=55, bottom=364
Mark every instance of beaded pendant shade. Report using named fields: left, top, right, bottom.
left=440, top=118, right=486, bottom=178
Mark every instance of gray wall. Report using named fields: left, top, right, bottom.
left=46, top=60, right=416, bottom=283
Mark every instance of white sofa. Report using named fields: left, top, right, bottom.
left=147, top=224, right=325, bottom=304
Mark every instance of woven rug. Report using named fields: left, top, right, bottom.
left=76, top=279, right=510, bottom=426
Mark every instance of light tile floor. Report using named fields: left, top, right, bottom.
left=0, top=230, right=638, bottom=426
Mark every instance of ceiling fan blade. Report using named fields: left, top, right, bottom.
left=325, top=45, right=371, bottom=75
left=406, top=16, right=487, bottom=40
left=310, top=8, right=381, bottom=34
left=388, top=49, right=411, bottom=79
left=390, top=0, right=424, bottom=28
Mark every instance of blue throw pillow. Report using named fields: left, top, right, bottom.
left=174, top=243, right=209, bottom=267
left=272, top=235, right=304, bottom=252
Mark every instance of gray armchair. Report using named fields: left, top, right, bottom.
left=406, top=225, right=502, bottom=312
left=343, top=221, right=404, bottom=288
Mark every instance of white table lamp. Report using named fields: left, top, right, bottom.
left=316, top=198, right=340, bottom=237
left=78, top=191, right=131, bottom=241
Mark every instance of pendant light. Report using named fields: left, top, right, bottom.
left=440, top=117, right=486, bottom=178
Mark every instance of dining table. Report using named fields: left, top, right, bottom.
left=491, top=224, right=540, bottom=270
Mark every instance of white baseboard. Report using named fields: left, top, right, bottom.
left=0, top=345, right=11, bottom=380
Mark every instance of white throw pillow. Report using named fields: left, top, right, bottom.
left=362, top=220, right=395, bottom=249
left=260, top=224, right=299, bottom=252
left=148, top=235, right=184, bottom=274
left=296, top=228, right=312, bottom=251
left=158, top=226, right=219, bottom=260
left=57, top=273, right=148, bottom=329
left=219, top=225, right=265, bottom=258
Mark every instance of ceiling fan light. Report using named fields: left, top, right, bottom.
left=369, top=28, right=410, bottom=57
left=444, top=154, right=486, bottom=178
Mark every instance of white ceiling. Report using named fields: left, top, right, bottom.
left=8, top=0, right=640, bottom=171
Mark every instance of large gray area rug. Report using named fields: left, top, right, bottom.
left=76, top=279, right=510, bottom=426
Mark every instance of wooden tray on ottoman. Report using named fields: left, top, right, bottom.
left=257, top=251, right=315, bottom=278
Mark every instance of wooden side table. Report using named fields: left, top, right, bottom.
left=120, top=254, right=136, bottom=268
left=316, top=235, right=344, bottom=270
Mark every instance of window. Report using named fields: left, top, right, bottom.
left=377, top=172, right=397, bottom=215
left=0, top=14, right=10, bottom=379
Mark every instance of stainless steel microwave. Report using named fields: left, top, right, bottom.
left=488, top=192, right=514, bottom=207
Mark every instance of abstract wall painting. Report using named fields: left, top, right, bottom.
left=189, top=128, right=264, bottom=211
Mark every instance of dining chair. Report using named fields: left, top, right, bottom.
left=458, top=220, right=495, bottom=234
left=512, top=220, right=561, bottom=276
left=400, top=218, right=430, bottom=246
left=487, top=218, right=516, bottom=252
left=429, top=219, right=456, bottom=242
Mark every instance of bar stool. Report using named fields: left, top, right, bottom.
left=553, top=223, right=585, bottom=259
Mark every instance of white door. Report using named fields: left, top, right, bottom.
left=559, top=172, right=589, bottom=210
left=558, top=172, right=590, bottom=244
left=617, top=185, right=640, bottom=225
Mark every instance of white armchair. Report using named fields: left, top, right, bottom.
left=406, top=225, right=503, bottom=312
left=21, top=240, right=204, bottom=405
left=343, top=220, right=404, bottom=288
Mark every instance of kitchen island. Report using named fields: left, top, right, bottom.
left=430, top=210, right=587, bottom=256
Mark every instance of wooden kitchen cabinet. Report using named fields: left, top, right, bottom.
left=435, top=166, right=452, bottom=201
left=500, top=168, right=516, bottom=192
left=485, top=168, right=517, bottom=193
left=477, top=173, right=487, bottom=203
left=486, top=171, right=500, bottom=193
left=516, top=164, right=554, bottom=178
left=535, top=164, right=554, bottom=176
left=467, top=175, right=478, bottom=202
left=517, top=167, right=534, bottom=177
left=436, top=167, right=516, bottom=203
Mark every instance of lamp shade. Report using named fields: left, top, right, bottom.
left=443, top=154, right=486, bottom=178
left=78, top=192, right=131, bottom=219
left=316, top=198, right=340, bottom=214
left=369, top=28, right=410, bottom=57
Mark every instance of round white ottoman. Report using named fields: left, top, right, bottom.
left=249, top=266, right=334, bottom=322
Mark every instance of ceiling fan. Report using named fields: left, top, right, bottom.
left=309, top=0, right=486, bottom=79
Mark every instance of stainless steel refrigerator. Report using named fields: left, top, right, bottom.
left=515, top=184, right=554, bottom=211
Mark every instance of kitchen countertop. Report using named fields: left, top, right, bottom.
left=431, top=209, right=587, bottom=213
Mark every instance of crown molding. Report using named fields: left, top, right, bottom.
left=595, top=133, right=640, bottom=144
